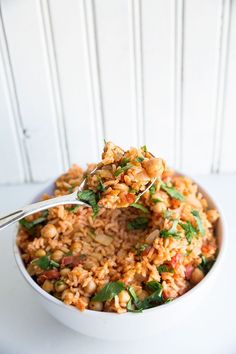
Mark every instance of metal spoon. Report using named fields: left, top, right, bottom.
left=0, top=166, right=157, bottom=231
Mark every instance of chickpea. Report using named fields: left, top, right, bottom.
left=118, top=290, right=130, bottom=307
left=51, top=249, right=64, bottom=262
left=190, top=268, right=204, bottom=285
left=35, top=249, right=46, bottom=258
left=143, top=158, right=165, bottom=178
left=89, top=301, right=103, bottom=311
left=84, top=280, right=97, bottom=295
left=71, top=242, right=81, bottom=252
left=42, top=280, right=54, bottom=293
left=62, top=289, right=74, bottom=304
left=55, top=280, right=67, bottom=293
left=60, top=268, right=70, bottom=276
left=41, top=224, right=57, bottom=239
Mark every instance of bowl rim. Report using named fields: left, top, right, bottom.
left=13, top=176, right=227, bottom=318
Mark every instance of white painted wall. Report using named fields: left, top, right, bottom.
left=0, top=0, right=235, bottom=184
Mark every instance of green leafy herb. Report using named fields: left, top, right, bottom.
left=146, top=280, right=162, bottom=293
left=120, top=158, right=130, bottom=167
left=91, top=281, right=125, bottom=302
left=152, top=198, right=163, bottom=204
left=129, top=188, right=137, bottom=194
left=179, top=220, right=197, bottom=244
left=32, top=256, right=59, bottom=270
left=128, top=282, right=164, bottom=312
left=127, top=298, right=142, bottom=313
left=163, top=210, right=174, bottom=219
left=136, top=156, right=144, bottom=163
left=149, top=185, right=156, bottom=196
left=67, top=205, right=80, bottom=213
left=130, top=203, right=149, bottom=213
left=160, top=219, right=181, bottom=239
left=165, top=298, right=173, bottom=303
left=77, top=189, right=99, bottom=217
left=198, top=255, right=215, bottom=274
left=114, top=163, right=133, bottom=177
left=133, top=243, right=149, bottom=256
left=127, top=217, right=149, bottom=230
left=19, top=212, right=48, bottom=230
left=103, top=138, right=107, bottom=145
left=141, top=145, right=147, bottom=152
left=191, top=210, right=205, bottom=236
left=157, top=264, right=174, bottom=274
left=158, top=178, right=184, bottom=201
left=97, top=176, right=106, bottom=192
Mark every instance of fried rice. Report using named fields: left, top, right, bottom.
left=17, top=143, right=219, bottom=313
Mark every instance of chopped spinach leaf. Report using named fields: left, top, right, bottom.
left=77, top=189, right=99, bottom=217
left=152, top=198, right=163, bottom=204
left=191, top=210, right=205, bottom=236
left=67, top=205, right=80, bottom=213
left=160, top=219, right=181, bottom=239
left=149, top=185, right=156, bottom=196
left=198, top=255, right=215, bottom=274
left=158, top=178, right=184, bottom=201
left=146, top=280, right=162, bottom=293
left=91, top=281, right=125, bottom=302
left=128, top=282, right=164, bottom=312
left=97, top=176, right=106, bottom=192
left=157, top=264, right=174, bottom=274
left=127, top=217, right=149, bottom=230
left=136, top=156, right=144, bottom=163
left=32, top=255, right=59, bottom=270
left=114, top=163, right=133, bottom=177
left=19, top=213, right=48, bottom=230
left=130, top=203, right=149, bottom=213
left=179, top=220, right=197, bottom=244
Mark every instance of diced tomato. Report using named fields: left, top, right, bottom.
left=162, top=290, right=168, bottom=300
left=185, top=264, right=194, bottom=280
left=61, top=255, right=86, bottom=267
left=171, top=253, right=181, bottom=268
left=126, top=193, right=135, bottom=204
left=41, top=269, right=60, bottom=280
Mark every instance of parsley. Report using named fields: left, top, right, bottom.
left=91, top=281, right=125, bottom=302
left=165, top=298, right=173, bottom=303
left=19, top=211, right=48, bottom=230
left=191, top=210, right=205, bottom=236
left=141, top=145, right=147, bottom=152
left=179, top=220, right=197, bottom=244
left=97, top=176, right=106, bottom=192
left=160, top=219, right=181, bottom=239
left=114, top=163, right=133, bottom=177
left=157, top=264, right=174, bottom=274
left=127, top=282, right=164, bottom=312
left=158, top=179, right=184, bottom=201
left=120, top=158, right=130, bottom=167
left=127, top=217, right=149, bottom=230
left=130, top=203, right=149, bottom=213
left=136, top=156, right=144, bottom=163
left=67, top=205, right=80, bottom=213
left=149, top=185, right=156, bottom=196
left=152, top=198, right=163, bottom=204
left=198, top=255, right=215, bottom=274
left=77, top=190, right=99, bottom=217
left=32, top=256, right=59, bottom=270
left=133, top=243, right=149, bottom=256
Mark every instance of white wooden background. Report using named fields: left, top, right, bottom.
left=0, top=0, right=235, bottom=184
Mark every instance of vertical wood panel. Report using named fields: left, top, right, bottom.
left=48, top=0, right=104, bottom=166
left=0, top=11, right=27, bottom=184
left=141, top=0, right=176, bottom=165
left=220, top=0, right=236, bottom=172
left=1, top=0, right=64, bottom=181
left=182, top=0, right=222, bottom=174
left=93, top=0, right=137, bottom=149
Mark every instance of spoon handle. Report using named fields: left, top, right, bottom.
left=0, top=194, right=86, bottom=231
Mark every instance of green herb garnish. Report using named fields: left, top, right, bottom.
left=141, top=145, right=147, bottom=152
left=136, top=156, right=144, bottom=163
left=133, top=243, right=149, bottom=256
left=67, top=205, right=80, bottom=213
left=114, top=163, right=133, bottom=177
left=198, top=255, right=215, bottom=274
left=130, top=203, right=149, bottom=213
left=158, top=179, right=184, bottom=201
left=127, top=217, right=149, bottom=230
left=160, top=219, right=181, bottom=239
left=157, top=264, right=174, bottom=274
left=163, top=210, right=174, bottom=219
left=97, top=176, right=106, bottom=192
left=179, top=220, right=197, bottom=244
left=191, top=210, right=205, bottom=236
left=146, top=280, right=162, bottom=293
left=19, top=211, right=48, bottom=230
left=152, top=198, right=163, bottom=204
left=91, top=281, right=125, bottom=302
left=32, top=256, right=59, bottom=270
left=149, top=185, right=156, bottom=196
left=127, top=282, right=164, bottom=312
left=77, top=190, right=99, bottom=217
left=120, top=158, right=130, bottom=167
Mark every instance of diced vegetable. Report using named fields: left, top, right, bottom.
left=91, top=281, right=125, bottom=302
left=191, top=210, right=205, bottom=236
left=61, top=254, right=86, bottom=267
left=77, top=190, right=99, bottom=217
left=127, top=217, right=149, bottom=230
left=120, top=158, right=130, bottom=167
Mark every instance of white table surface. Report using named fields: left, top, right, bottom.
left=0, top=175, right=235, bottom=354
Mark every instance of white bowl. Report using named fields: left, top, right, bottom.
left=13, top=179, right=226, bottom=340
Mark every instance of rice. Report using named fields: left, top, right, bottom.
left=17, top=144, right=219, bottom=314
